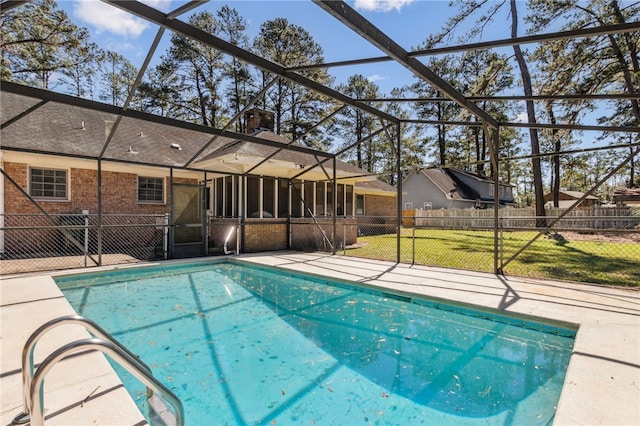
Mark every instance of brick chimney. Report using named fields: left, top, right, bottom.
left=245, top=108, right=275, bottom=134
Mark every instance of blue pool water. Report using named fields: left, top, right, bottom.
left=56, top=261, right=575, bottom=425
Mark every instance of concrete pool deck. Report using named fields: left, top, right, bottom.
left=1, top=252, right=639, bottom=425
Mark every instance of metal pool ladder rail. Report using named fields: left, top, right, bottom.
left=12, top=315, right=184, bottom=426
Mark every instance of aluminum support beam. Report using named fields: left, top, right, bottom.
left=1, top=81, right=331, bottom=159
left=290, top=22, right=640, bottom=71
left=313, top=0, right=499, bottom=129
left=102, top=0, right=399, bottom=125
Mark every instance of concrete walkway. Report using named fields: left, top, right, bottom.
left=1, top=252, right=639, bottom=425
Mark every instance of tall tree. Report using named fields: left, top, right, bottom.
left=458, top=49, right=514, bottom=175
left=528, top=0, right=640, bottom=188
left=59, top=34, right=103, bottom=99
left=216, top=6, right=251, bottom=132
left=0, top=0, right=89, bottom=89
left=335, top=75, right=382, bottom=171
left=510, top=0, right=546, bottom=224
left=136, top=63, right=182, bottom=116
left=159, top=11, right=226, bottom=126
left=382, top=87, right=428, bottom=185
left=409, top=52, right=464, bottom=167
left=434, top=1, right=547, bottom=223
left=253, top=18, right=334, bottom=146
left=98, top=51, right=137, bottom=106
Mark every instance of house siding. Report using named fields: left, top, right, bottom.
left=402, top=173, right=466, bottom=210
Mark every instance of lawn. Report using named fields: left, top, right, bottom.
left=344, top=228, right=640, bottom=287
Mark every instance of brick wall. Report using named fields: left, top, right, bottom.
left=209, top=217, right=358, bottom=253
left=2, top=162, right=194, bottom=257
left=243, top=219, right=288, bottom=252
left=365, top=194, right=396, bottom=216
left=3, top=161, right=195, bottom=215
left=290, top=218, right=358, bottom=251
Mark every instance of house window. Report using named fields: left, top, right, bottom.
left=316, top=182, right=326, bottom=216
left=304, top=181, right=314, bottom=217
left=404, top=202, right=413, bottom=209
left=423, top=202, right=432, bottom=210
left=278, top=179, right=289, bottom=218
left=246, top=176, right=260, bottom=217
left=30, top=168, right=68, bottom=200
left=345, top=185, right=354, bottom=217
left=263, top=177, right=275, bottom=218
left=291, top=179, right=302, bottom=217
left=356, top=194, right=365, bottom=215
left=138, top=176, right=164, bottom=204
left=336, top=184, right=344, bottom=216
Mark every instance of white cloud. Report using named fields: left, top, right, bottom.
left=139, top=0, right=173, bottom=12
left=367, top=74, right=386, bottom=82
left=74, top=0, right=149, bottom=38
left=354, top=0, right=415, bottom=12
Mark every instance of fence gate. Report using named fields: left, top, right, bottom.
left=170, top=183, right=206, bottom=259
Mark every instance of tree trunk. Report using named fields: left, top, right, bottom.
left=510, top=0, right=546, bottom=226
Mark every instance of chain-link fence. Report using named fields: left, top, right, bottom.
left=341, top=208, right=640, bottom=287
left=3, top=208, right=638, bottom=286
left=0, top=213, right=167, bottom=275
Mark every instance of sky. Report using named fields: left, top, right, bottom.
left=57, top=0, right=517, bottom=96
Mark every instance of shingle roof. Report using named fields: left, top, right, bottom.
left=1, top=91, right=231, bottom=168
left=613, top=188, right=640, bottom=202
left=355, top=179, right=396, bottom=194
left=418, top=168, right=474, bottom=200
left=0, top=89, right=362, bottom=177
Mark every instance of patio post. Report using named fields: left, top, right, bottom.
left=97, top=159, right=102, bottom=266
left=332, top=157, right=337, bottom=255
left=396, top=123, right=402, bottom=264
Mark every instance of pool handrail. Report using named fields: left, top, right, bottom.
left=12, top=314, right=153, bottom=425
left=223, top=225, right=236, bottom=255
left=28, top=337, right=184, bottom=426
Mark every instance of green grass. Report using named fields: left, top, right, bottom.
left=345, top=229, right=640, bottom=287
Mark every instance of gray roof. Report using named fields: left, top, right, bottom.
left=0, top=90, right=230, bottom=168
left=0, top=88, right=364, bottom=178
left=612, top=188, right=640, bottom=202
left=355, top=179, right=396, bottom=194
left=417, top=168, right=471, bottom=201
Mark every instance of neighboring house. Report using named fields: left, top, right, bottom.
left=612, top=188, right=640, bottom=206
left=543, top=190, right=599, bottom=208
left=0, top=86, right=395, bottom=258
left=402, top=167, right=514, bottom=210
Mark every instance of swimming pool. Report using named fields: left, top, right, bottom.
left=55, top=260, right=576, bottom=425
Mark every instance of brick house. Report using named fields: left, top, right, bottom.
left=0, top=86, right=395, bottom=259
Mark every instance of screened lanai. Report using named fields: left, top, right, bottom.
left=1, top=0, right=639, bottom=285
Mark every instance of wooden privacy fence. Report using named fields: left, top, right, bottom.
left=407, top=206, right=640, bottom=230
